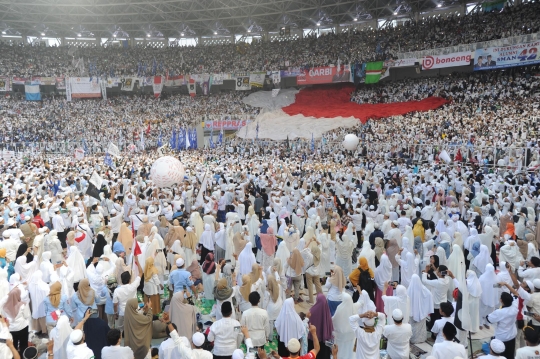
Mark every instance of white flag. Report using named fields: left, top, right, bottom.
left=194, top=172, right=209, bottom=208
left=107, top=142, right=121, bottom=157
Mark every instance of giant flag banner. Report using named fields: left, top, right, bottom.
left=473, top=40, right=540, bottom=70
left=70, top=77, right=101, bottom=98
left=365, top=62, right=384, bottom=84
left=296, top=65, right=351, bottom=85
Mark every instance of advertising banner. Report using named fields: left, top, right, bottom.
left=422, top=51, right=472, bottom=70
left=164, top=75, right=185, bottom=87
left=204, top=120, right=248, bottom=131
left=473, top=40, right=540, bottom=70
left=70, top=77, right=101, bottom=98
left=296, top=65, right=351, bottom=85
left=280, top=68, right=303, bottom=78
left=235, top=72, right=251, bottom=90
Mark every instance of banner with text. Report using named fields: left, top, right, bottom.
left=473, top=40, right=540, bottom=70
left=296, top=65, right=351, bottom=85
left=204, top=119, right=248, bottom=131
left=422, top=51, right=471, bottom=70
left=55, top=77, right=66, bottom=90
left=235, top=72, right=251, bottom=90
left=384, top=58, right=417, bottom=68
left=70, top=77, right=101, bottom=98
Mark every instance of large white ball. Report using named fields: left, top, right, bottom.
left=342, top=134, right=359, bottom=151
left=150, top=156, right=185, bottom=188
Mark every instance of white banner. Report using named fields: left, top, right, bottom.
left=422, top=51, right=472, bottom=70
left=236, top=76, right=251, bottom=90
left=74, top=148, right=85, bottom=160
left=249, top=72, right=265, bottom=88
left=270, top=71, right=281, bottom=84
left=66, top=77, right=72, bottom=102
left=384, top=58, right=417, bottom=67
left=70, top=77, right=101, bottom=98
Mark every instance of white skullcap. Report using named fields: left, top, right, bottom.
left=192, top=332, right=205, bottom=347
left=176, top=258, right=185, bottom=267
left=70, top=329, right=84, bottom=344
left=363, top=316, right=376, bottom=326
left=392, top=309, right=403, bottom=321
left=490, top=339, right=505, bottom=354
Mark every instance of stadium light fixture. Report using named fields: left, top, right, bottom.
left=316, top=22, right=321, bottom=26
left=214, top=31, right=217, bottom=35
left=393, top=12, right=397, bottom=15
left=181, top=32, right=185, bottom=36
left=437, top=4, right=442, bottom=7
left=1, top=31, right=5, bottom=35
left=77, top=33, right=81, bottom=37
left=353, top=17, right=358, bottom=21
left=41, top=32, right=45, bottom=36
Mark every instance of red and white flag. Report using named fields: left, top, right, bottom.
left=188, top=78, right=196, bottom=97
left=153, top=76, right=163, bottom=98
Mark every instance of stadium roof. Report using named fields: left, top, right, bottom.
left=0, top=0, right=465, bottom=39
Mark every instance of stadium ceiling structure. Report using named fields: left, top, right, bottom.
left=0, top=0, right=466, bottom=39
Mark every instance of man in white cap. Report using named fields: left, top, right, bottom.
left=191, top=331, right=213, bottom=359
left=349, top=310, right=386, bottom=359
left=478, top=338, right=506, bottom=359
left=51, top=206, right=67, bottom=247
left=0, top=230, right=21, bottom=262
left=108, top=208, right=123, bottom=245
left=3, top=218, right=24, bottom=243
left=66, top=308, right=94, bottom=359
left=113, top=257, right=142, bottom=333
left=382, top=309, right=412, bottom=359
left=168, top=257, right=196, bottom=296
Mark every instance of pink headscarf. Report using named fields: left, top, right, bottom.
left=260, top=227, right=277, bottom=256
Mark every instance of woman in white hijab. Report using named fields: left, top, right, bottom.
left=246, top=206, right=260, bottom=246
left=237, top=242, right=256, bottom=286
left=382, top=284, right=410, bottom=325
left=268, top=212, right=278, bottom=234
left=214, top=223, right=227, bottom=263
left=277, top=218, right=287, bottom=237
left=465, top=270, right=482, bottom=333
left=479, top=226, right=495, bottom=255
left=470, top=244, right=493, bottom=277
left=168, top=240, right=185, bottom=267
left=499, top=239, right=522, bottom=270
left=359, top=241, right=376, bottom=272
left=397, top=251, right=418, bottom=289
left=15, top=255, right=38, bottom=283
left=331, top=293, right=357, bottom=359
left=495, top=261, right=513, bottom=294
left=319, top=230, right=332, bottom=275
left=374, top=254, right=393, bottom=312
left=408, top=274, right=433, bottom=343
left=101, top=245, right=118, bottom=274
left=28, top=270, right=50, bottom=335
left=275, top=297, right=306, bottom=357
left=275, top=242, right=290, bottom=274
left=190, top=211, right=204, bottom=241
left=49, top=315, right=72, bottom=359
left=198, top=223, right=215, bottom=265
left=436, top=246, right=447, bottom=266
left=335, top=234, right=354, bottom=278
left=40, top=251, right=55, bottom=283
left=447, top=244, right=466, bottom=285
left=66, top=246, right=87, bottom=284
left=478, top=263, right=498, bottom=329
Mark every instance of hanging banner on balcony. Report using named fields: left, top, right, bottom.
left=296, top=65, right=351, bottom=85
left=422, top=51, right=472, bottom=70
left=70, top=77, right=101, bottom=98
left=473, top=40, right=540, bottom=70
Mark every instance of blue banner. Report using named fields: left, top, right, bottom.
left=474, top=40, right=540, bottom=70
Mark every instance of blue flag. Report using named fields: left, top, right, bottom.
left=170, top=129, right=176, bottom=150
left=178, top=129, right=185, bottom=150
left=157, top=131, right=163, bottom=148
left=82, top=139, right=89, bottom=153
left=218, top=127, right=223, bottom=145
left=210, top=125, right=214, bottom=148
left=311, top=133, right=314, bottom=152
left=104, top=152, right=116, bottom=170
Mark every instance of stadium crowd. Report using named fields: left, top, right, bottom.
left=0, top=2, right=539, bottom=78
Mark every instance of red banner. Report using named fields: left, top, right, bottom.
left=296, top=66, right=351, bottom=85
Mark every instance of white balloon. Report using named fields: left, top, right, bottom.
left=342, top=134, right=359, bottom=151
left=150, top=156, right=186, bottom=188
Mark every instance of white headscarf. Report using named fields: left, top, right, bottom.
left=464, top=228, right=479, bottom=252
left=383, top=284, right=410, bottom=325
left=408, top=274, right=433, bottom=322
left=50, top=315, right=73, bottom=359
left=359, top=241, right=376, bottom=272
left=435, top=219, right=447, bottom=236
left=0, top=268, right=8, bottom=300
left=479, top=264, right=499, bottom=307
left=447, top=244, right=466, bottom=282
left=499, top=240, right=522, bottom=270
left=66, top=247, right=87, bottom=283
left=436, top=246, right=447, bottom=264
left=357, top=289, right=376, bottom=315
left=40, top=251, right=55, bottom=283
left=278, top=219, right=287, bottom=237
left=332, top=292, right=355, bottom=335
left=15, top=256, right=38, bottom=282
left=374, top=254, right=392, bottom=291
left=275, top=241, right=290, bottom=268
left=479, top=226, right=495, bottom=254
left=275, top=298, right=305, bottom=344
left=28, top=270, right=50, bottom=319
left=471, top=244, right=492, bottom=274
left=199, top=223, right=215, bottom=250
left=400, top=252, right=417, bottom=288
left=215, top=223, right=226, bottom=248
left=466, top=270, right=482, bottom=298
left=238, top=242, right=256, bottom=277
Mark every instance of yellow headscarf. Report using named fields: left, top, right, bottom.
left=413, top=219, right=425, bottom=242
left=144, top=257, right=159, bottom=282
